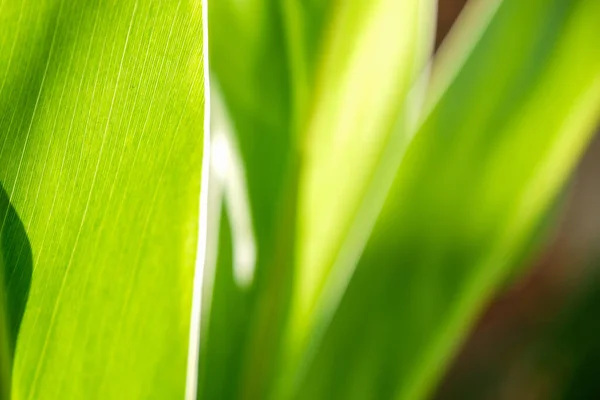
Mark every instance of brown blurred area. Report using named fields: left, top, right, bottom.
left=435, top=0, right=469, bottom=47
left=433, top=1, right=600, bottom=399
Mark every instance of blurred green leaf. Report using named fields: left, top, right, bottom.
left=290, top=0, right=437, bottom=365
left=202, top=0, right=341, bottom=397
left=295, top=0, right=600, bottom=399
left=204, top=0, right=437, bottom=398
left=204, top=2, right=295, bottom=395
left=0, top=0, right=205, bottom=397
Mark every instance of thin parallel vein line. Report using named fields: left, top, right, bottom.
left=21, top=43, right=105, bottom=384
left=0, top=0, right=62, bottom=244
left=38, top=36, right=118, bottom=275
left=104, top=0, right=185, bottom=279
left=131, top=63, right=201, bottom=290
left=47, top=1, right=147, bottom=275
left=32, top=3, right=101, bottom=270
left=57, top=35, right=121, bottom=265
left=0, top=0, right=24, bottom=106
left=132, top=45, right=203, bottom=289
left=107, top=0, right=182, bottom=230
left=26, top=4, right=139, bottom=396
left=59, top=3, right=138, bottom=268
left=127, top=15, right=199, bottom=275
left=22, top=11, right=82, bottom=229
left=23, top=6, right=104, bottom=387
left=20, top=3, right=103, bottom=379
left=8, top=12, right=83, bottom=289
left=95, top=2, right=190, bottom=387
left=0, top=93, right=25, bottom=175
left=59, top=5, right=153, bottom=388
left=83, top=2, right=154, bottom=271
left=5, top=0, right=63, bottom=200
left=0, top=96, right=23, bottom=181
left=92, top=0, right=182, bottom=284
left=0, top=5, right=43, bottom=184
left=101, top=41, right=201, bottom=389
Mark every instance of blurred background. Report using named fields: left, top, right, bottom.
left=434, top=1, right=600, bottom=399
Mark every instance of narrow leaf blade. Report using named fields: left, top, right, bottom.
left=298, top=0, right=600, bottom=399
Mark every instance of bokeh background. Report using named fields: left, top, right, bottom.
left=434, top=1, right=600, bottom=399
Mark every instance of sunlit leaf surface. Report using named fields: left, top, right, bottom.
left=0, top=0, right=205, bottom=397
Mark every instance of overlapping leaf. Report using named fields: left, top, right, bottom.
left=204, top=0, right=437, bottom=398
left=290, top=0, right=437, bottom=365
left=204, top=0, right=600, bottom=399
left=297, top=0, right=600, bottom=399
left=201, top=2, right=294, bottom=395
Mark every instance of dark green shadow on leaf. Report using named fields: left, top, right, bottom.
left=0, top=182, right=33, bottom=396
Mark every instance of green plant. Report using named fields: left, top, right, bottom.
left=0, top=0, right=599, bottom=399
left=0, top=1, right=206, bottom=398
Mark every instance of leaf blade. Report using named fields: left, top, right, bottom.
left=0, top=0, right=205, bottom=397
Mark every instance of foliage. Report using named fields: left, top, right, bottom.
left=204, top=0, right=600, bottom=399
left=0, top=0, right=599, bottom=399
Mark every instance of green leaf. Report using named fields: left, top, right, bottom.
left=203, top=0, right=437, bottom=397
left=0, top=0, right=205, bottom=397
left=284, top=0, right=436, bottom=387
left=196, top=89, right=257, bottom=399
left=209, top=0, right=292, bottom=233
left=297, top=0, right=600, bottom=399
left=204, top=3, right=295, bottom=395
left=200, top=0, right=333, bottom=396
